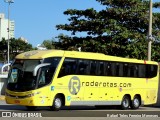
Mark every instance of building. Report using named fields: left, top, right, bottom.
left=36, top=44, right=47, bottom=50
left=0, top=13, right=15, bottom=41
left=18, top=37, right=28, bottom=43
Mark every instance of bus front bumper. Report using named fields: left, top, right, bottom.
left=5, top=95, right=51, bottom=106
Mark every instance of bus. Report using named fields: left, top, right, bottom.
left=5, top=50, right=159, bottom=110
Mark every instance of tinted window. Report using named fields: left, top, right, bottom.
left=123, top=63, right=129, bottom=77
left=115, top=63, right=122, bottom=76
left=138, top=64, right=146, bottom=78
left=133, top=64, right=139, bottom=77
left=58, top=58, right=158, bottom=78
left=90, top=61, right=97, bottom=75
left=146, top=64, right=158, bottom=78
left=97, top=61, right=104, bottom=76
left=77, top=59, right=90, bottom=75
left=38, top=57, right=61, bottom=88
left=105, top=62, right=112, bottom=76
left=58, top=58, right=77, bottom=78
left=38, top=66, right=54, bottom=88
left=118, top=63, right=123, bottom=77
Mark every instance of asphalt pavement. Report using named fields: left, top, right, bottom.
left=0, top=96, right=160, bottom=120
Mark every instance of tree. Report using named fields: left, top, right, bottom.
left=0, top=38, right=33, bottom=62
left=0, top=38, right=7, bottom=61
left=42, top=40, right=55, bottom=49
left=10, top=38, right=33, bottom=59
left=56, top=0, right=160, bottom=61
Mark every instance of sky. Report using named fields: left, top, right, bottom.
left=0, top=0, right=159, bottom=47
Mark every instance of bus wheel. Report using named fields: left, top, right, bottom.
left=121, top=96, right=130, bottom=110
left=131, top=96, right=141, bottom=109
left=26, top=106, right=37, bottom=111
left=50, top=95, right=62, bottom=111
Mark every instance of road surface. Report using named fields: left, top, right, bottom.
left=0, top=100, right=160, bottom=120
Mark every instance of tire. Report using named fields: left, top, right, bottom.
left=131, top=96, right=141, bottom=109
left=121, top=96, right=130, bottom=110
left=26, top=106, right=37, bottom=111
left=50, top=96, right=63, bottom=111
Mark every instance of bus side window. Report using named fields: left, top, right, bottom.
left=115, top=63, right=119, bottom=76
left=58, top=58, right=77, bottom=78
left=146, top=64, right=158, bottom=78
left=38, top=67, right=53, bottom=88
left=129, top=64, right=135, bottom=77
left=90, top=61, right=97, bottom=75
left=134, top=64, right=138, bottom=77
left=39, top=71, right=45, bottom=84
left=111, top=62, right=116, bottom=76
left=138, top=64, right=146, bottom=78
left=45, top=67, right=55, bottom=84
left=105, top=62, right=112, bottom=76
left=77, top=59, right=90, bottom=75
left=97, top=61, right=104, bottom=76
left=119, top=63, right=123, bottom=77
left=123, top=63, right=128, bottom=77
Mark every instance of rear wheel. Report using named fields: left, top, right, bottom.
left=50, top=95, right=63, bottom=111
left=131, top=96, right=141, bottom=109
left=121, top=96, right=130, bottom=110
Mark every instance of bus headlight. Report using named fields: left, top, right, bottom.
left=5, top=92, right=9, bottom=96
left=26, top=92, right=41, bottom=98
left=5, top=91, right=41, bottom=98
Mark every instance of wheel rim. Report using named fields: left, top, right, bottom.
left=55, top=98, right=61, bottom=108
left=134, top=98, right=139, bottom=107
left=123, top=99, right=129, bottom=108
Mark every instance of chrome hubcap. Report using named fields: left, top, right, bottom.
left=55, top=98, right=61, bottom=108
left=134, top=98, right=139, bottom=107
left=123, top=99, right=129, bottom=108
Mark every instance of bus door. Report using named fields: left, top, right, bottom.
left=34, top=57, right=61, bottom=106
left=36, top=65, right=55, bottom=105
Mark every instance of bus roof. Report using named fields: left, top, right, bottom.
left=15, top=50, right=157, bottom=65
left=15, top=50, right=64, bottom=59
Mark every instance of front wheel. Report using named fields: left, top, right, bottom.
left=131, top=96, right=141, bottom=109
left=121, top=96, right=130, bottom=110
left=50, top=96, right=63, bottom=111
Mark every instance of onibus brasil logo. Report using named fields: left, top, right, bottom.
left=68, top=76, right=81, bottom=95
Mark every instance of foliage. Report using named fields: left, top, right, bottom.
left=55, top=0, right=160, bottom=61
left=42, top=40, right=55, bottom=49
left=0, top=38, right=33, bottom=62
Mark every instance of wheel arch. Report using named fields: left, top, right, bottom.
left=124, top=94, right=131, bottom=101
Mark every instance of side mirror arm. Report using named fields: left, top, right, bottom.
left=1, top=63, right=11, bottom=74
left=33, top=63, right=51, bottom=76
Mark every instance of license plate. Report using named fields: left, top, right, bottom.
left=15, top=100, right=20, bottom=103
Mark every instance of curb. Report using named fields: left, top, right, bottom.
left=0, top=96, right=5, bottom=100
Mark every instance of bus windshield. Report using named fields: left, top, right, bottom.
left=7, top=57, right=61, bottom=92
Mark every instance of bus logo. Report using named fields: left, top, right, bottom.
left=68, top=76, right=81, bottom=95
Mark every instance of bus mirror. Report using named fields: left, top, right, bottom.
left=33, top=63, right=51, bottom=76
left=1, top=63, right=11, bottom=74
